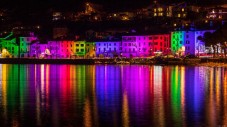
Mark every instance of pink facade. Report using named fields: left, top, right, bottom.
left=121, top=34, right=170, bottom=58
left=48, top=40, right=74, bottom=58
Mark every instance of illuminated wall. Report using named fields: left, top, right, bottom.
left=85, top=41, right=96, bottom=58
left=95, top=41, right=121, bottom=57
left=171, top=31, right=185, bottom=55
left=47, top=40, right=76, bottom=58
left=0, top=33, right=19, bottom=57
left=171, top=30, right=215, bottom=56
left=19, top=36, right=38, bottom=57
left=30, top=43, right=48, bottom=58
left=122, top=35, right=170, bottom=57
left=74, top=41, right=86, bottom=57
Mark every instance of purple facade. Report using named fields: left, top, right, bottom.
left=95, top=41, right=121, bottom=57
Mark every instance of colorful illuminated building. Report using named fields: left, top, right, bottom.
left=0, top=32, right=18, bottom=57
left=47, top=40, right=75, bottom=58
left=122, top=34, right=170, bottom=58
left=95, top=41, right=121, bottom=57
left=171, top=31, right=185, bottom=56
left=19, top=35, right=38, bottom=57
left=74, top=41, right=86, bottom=57
left=171, top=30, right=215, bottom=56
left=30, top=42, right=48, bottom=58
left=0, top=29, right=217, bottom=59
left=85, top=41, right=96, bottom=58
left=0, top=32, right=39, bottom=58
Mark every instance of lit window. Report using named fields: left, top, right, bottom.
left=158, top=13, right=163, bottom=16
left=178, top=14, right=181, bottom=17
left=182, top=8, right=184, bottom=12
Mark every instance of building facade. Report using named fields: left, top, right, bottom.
left=122, top=34, right=170, bottom=58
left=95, top=41, right=121, bottom=57
left=171, top=30, right=215, bottom=56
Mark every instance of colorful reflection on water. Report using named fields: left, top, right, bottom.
left=0, top=64, right=226, bottom=127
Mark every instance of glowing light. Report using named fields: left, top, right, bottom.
left=122, top=92, right=130, bottom=127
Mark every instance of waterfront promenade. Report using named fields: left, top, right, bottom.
left=0, top=58, right=227, bottom=65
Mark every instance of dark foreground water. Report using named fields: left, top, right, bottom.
left=0, top=64, right=226, bottom=127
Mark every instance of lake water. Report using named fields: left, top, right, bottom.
left=0, top=64, right=226, bottom=127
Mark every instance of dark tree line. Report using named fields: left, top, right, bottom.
left=198, top=24, right=227, bottom=58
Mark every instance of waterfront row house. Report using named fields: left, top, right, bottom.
left=121, top=34, right=170, bottom=57
left=95, top=41, right=121, bottom=57
left=0, top=29, right=216, bottom=58
left=171, top=30, right=215, bottom=56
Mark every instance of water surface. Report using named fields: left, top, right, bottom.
left=0, top=64, right=226, bottom=127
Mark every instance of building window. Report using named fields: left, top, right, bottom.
left=178, top=14, right=181, bottom=17
left=154, top=9, right=156, bottom=12
left=81, top=49, right=84, bottom=52
left=81, top=44, right=84, bottom=47
left=158, top=8, right=163, bottom=12
left=76, top=44, right=79, bottom=47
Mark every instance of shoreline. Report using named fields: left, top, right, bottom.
left=0, top=58, right=227, bottom=66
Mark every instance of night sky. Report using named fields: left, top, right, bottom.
left=0, top=0, right=225, bottom=10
